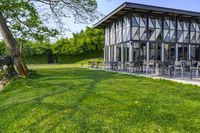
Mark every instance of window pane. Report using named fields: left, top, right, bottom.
left=133, top=43, right=140, bottom=61
left=132, top=16, right=139, bottom=27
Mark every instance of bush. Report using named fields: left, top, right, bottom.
left=25, top=55, right=49, bottom=64
left=55, top=51, right=103, bottom=64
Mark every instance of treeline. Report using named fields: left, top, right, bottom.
left=0, top=27, right=104, bottom=64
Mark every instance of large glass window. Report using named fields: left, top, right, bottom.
left=132, top=15, right=140, bottom=40
left=191, top=44, right=196, bottom=60
left=170, top=19, right=176, bottom=42
left=191, top=21, right=196, bottom=43
left=197, top=22, right=200, bottom=43
left=196, top=45, right=200, bottom=61
left=149, top=17, right=156, bottom=41
left=177, top=20, right=189, bottom=43
left=183, top=21, right=189, bottom=43
left=163, top=18, right=170, bottom=42
left=149, top=43, right=161, bottom=62
left=133, top=42, right=140, bottom=61
left=149, top=17, right=162, bottom=41
left=149, top=43, right=156, bottom=61
left=141, top=43, right=147, bottom=61
left=178, top=44, right=188, bottom=60
left=110, top=45, right=114, bottom=62
left=164, top=18, right=176, bottom=42
left=140, top=16, right=148, bottom=41
left=164, top=43, right=175, bottom=61
left=105, top=46, right=109, bottom=62
left=116, top=20, right=122, bottom=43
left=123, top=16, right=130, bottom=41
left=177, top=20, right=184, bottom=43
left=155, top=18, right=162, bottom=41
left=105, top=27, right=110, bottom=45
left=124, top=43, right=130, bottom=62
left=110, top=23, right=115, bottom=45
left=190, top=21, right=200, bottom=44
left=132, top=14, right=148, bottom=41
left=116, top=45, right=121, bottom=62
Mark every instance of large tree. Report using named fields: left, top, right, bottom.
left=0, top=0, right=99, bottom=77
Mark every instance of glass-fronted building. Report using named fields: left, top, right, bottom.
left=94, top=2, right=200, bottom=69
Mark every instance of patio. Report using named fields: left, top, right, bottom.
left=100, top=60, right=200, bottom=86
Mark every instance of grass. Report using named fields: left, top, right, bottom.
left=1, top=64, right=200, bottom=132
left=28, top=58, right=103, bottom=69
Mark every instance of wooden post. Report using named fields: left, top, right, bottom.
left=176, top=43, right=179, bottom=62
left=114, top=45, right=117, bottom=62
left=162, top=43, right=164, bottom=62
left=146, top=42, right=150, bottom=74
left=189, top=44, right=191, bottom=61
left=129, top=42, right=133, bottom=62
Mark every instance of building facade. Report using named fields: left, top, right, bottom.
left=94, top=2, right=200, bottom=66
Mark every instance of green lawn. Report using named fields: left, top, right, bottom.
left=1, top=64, right=200, bottom=132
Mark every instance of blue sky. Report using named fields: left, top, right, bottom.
left=60, top=0, right=200, bottom=38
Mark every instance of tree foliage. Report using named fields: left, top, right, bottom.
left=0, top=41, right=7, bottom=56
left=0, top=27, right=104, bottom=56
left=51, top=27, right=104, bottom=55
left=0, top=0, right=100, bottom=41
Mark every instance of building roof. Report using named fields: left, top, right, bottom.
left=94, top=2, right=200, bottom=28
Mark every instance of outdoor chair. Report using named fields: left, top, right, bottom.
left=96, top=62, right=103, bottom=69
left=174, top=61, right=184, bottom=77
left=147, top=60, right=155, bottom=74
left=143, top=60, right=148, bottom=74
left=133, top=61, right=138, bottom=72
left=189, top=61, right=200, bottom=77
left=129, top=62, right=135, bottom=73
left=88, top=62, right=95, bottom=68
left=124, top=62, right=131, bottom=71
left=136, top=61, right=143, bottom=72
left=155, top=62, right=161, bottom=75
left=161, top=61, right=173, bottom=76
left=117, top=62, right=122, bottom=70
left=109, top=62, right=118, bottom=70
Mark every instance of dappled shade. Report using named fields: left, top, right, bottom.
left=0, top=66, right=200, bottom=132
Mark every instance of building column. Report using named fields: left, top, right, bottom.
left=188, top=44, right=191, bottom=61
left=129, top=42, right=133, bottom=62
left=161, top=43, right=164, bottom=62
left=176, top=43, right=179, bottom=62
left=121, top=44, right=124, bottom=69
left=108, top=46, right=111, bottom=62
left=114, top=45, right=117, bottom=62
left=103, top=48, right=106, bottom=63
left=146, top=42, right=150, bottom=64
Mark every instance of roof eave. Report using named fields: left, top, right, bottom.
left=94, top=2, right=200, bottom=29
left=93, top=2, right=128, bottom=28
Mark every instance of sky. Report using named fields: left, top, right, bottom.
left=1, top=0, right=200, bottom=41
left=62, top=0, right=200, bottom=39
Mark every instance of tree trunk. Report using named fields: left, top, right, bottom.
left=0, top=11, right=28, bottom=77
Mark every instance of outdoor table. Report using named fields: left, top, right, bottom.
left=161, top=61, right=174, bottom=77
left=110, top=62, right=118, bottom=71
left=88, top=62, right=95, bottom=68
left=96, top=62, right=102, bottom=68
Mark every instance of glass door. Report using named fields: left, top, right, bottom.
left=133, top=42, right=140, bottom=61
left=164, top=43, right=175, bottom=61
left=141, top=42, right=147, bottom=62
left=149, top=43, right=161, bottom=63
left=124, top=45, right=130, bottom=62
left=116, top=45, right=121, bottom=62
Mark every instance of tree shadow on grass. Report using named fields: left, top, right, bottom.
left=0, top=68, right=117, bottom=131
left=2, top=68, right=200, bottom=132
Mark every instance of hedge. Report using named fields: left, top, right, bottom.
left=24, top=51, right=103, bottom=64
